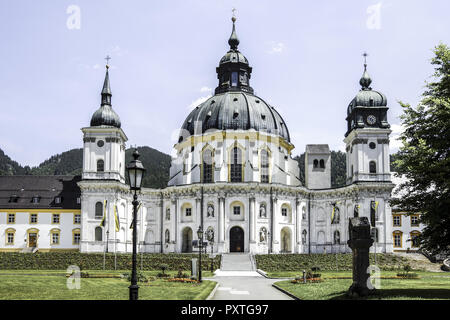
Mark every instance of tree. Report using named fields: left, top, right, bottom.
left=391, top=43, right=450, bottom=255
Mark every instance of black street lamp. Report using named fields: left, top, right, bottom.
left=126, top=148, right=146, bottom=301
left=197, top=226, right=203, bottom=282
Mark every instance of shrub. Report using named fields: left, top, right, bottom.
left=160, top=264, right=169, bottom=275
left=0, top=252, right=221, bottom=271
left=122, top=271, right=149, bottom=283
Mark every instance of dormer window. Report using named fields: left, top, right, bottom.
left=55, top=197, right=61, bottom=204
left=32, top=196, right=40, bottom=204
left=9, top=195, right=19, bottom=203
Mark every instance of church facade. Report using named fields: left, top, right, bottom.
left=78, top=17, right=395, bottom=255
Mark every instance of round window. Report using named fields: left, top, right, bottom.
left=97, top=140, right=104, bottom=147
left=369, top=142, right=376, bottom=149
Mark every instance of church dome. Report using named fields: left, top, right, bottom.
left=347, top=64, right=387, bottom=115
left=178, top=16, right=290, bottom=143
left=90, top=105, right=121, bottom=128
left=90, top=66, right=121, bottom=128
left=179, top=91, right=290, bottom=142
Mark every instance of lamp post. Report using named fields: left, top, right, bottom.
left=126, top=148, right=146, bottom=301
left=197, top=226, right=203, bottom=282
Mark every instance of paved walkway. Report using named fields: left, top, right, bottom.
left=205, top=253, right=293, bottom=300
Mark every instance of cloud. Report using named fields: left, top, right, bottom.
left=110, top=45, right=128, bottom=57
left=267, top=42, right=285, bottom=54
left=187, top=95, right=211, bottom=111
left=200, top=86, right=212, bottom=93
left=390, top=123, right=405, bottom=151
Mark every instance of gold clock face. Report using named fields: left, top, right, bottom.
left=367, top=115, right=376, bottom=125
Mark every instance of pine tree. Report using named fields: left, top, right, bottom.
left=391, top=43, right=450, bottom=255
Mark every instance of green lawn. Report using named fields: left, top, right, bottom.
left=0, top=270, right=216, bottom=300
left=274, top=271, right=450, bottom=300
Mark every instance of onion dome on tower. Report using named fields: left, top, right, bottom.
left=178, top=16, right=291, bottom=144
left=345, top=54, right=390, bottom=136
left=90, top=65, right=122, bottom=128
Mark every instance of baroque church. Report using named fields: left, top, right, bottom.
left=0, top=18, right=399, bottom=254
left=78, top=17, right=395, bottom=255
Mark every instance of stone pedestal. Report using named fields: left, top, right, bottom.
left=347, top=217, right=375, bottom=297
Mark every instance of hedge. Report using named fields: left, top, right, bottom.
left=0, top=252, right=221, bottom=271
left=255, top=253, right=410, bottom=272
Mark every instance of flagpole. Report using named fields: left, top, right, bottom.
left=114, top=204, right=117, bottom=271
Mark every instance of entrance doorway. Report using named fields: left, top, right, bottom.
left=229, top=226, right=244, bottom=252
left=181, top=227, right=193, bottom=253
left=28, top=233, right=37, bottom=247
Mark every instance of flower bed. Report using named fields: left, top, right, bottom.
left=166, top=278, right=199, bottom=284
left=291, top=278, right=323, bottom=284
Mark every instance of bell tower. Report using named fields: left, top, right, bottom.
left=344, top=54, right=391, bottom=185
left=81, top=61, right=127, bottom=183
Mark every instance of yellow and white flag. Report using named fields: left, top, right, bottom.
left=114, top=205, right=120, bottom=232
left=100, top=200, right=107, bottom=227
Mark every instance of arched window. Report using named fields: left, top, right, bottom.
left=313, top=159, right=319, bottom=168
left=319, top=159, right=325, bottom=168
left=95, top=202, right=103, bottom=218
left=334, top=230, right=341, bottom=244
left=231, top=72, right=238, bottom=87
left=97, top=159, right=104, bottom=172
left=369, top=161, right=376, bottom=173
left=230, top=147, right=242, bottom=182
left=260, top=149, right=269, bottom=183
left=165, top=229, right=170, bottom=243
left=302, top=230, right=307, bottom=244
left=202, top=149, right=213, bottom=183
left=95, top=227, right=103, bottom=242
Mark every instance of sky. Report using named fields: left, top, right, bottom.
left=0, top=0, right=448, bottom=167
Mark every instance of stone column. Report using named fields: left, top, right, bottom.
left=218, top=193, right=225, bottom=251
left=272, top=195, right=279, bottom=252
left=347, top=217, right=375, bottom=297
left=249, top=194, right=256, bottom=252
left=295, top=199, right=301, bottom=253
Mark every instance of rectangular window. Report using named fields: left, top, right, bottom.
left=282, top=208, right=287, bottom=216
left=186, top=208, right=192, bottom=217
left=7, top=233, right=14, bottom=244
left=52, top=214, right=60, bottom=224
left=73, top=233, right=80, bottom=245
left=411, top=215, right=419, bottom=226
left=393, top=215, right=401, bottom=227
left=74, top=214, right=81, bottom=224
left=76, top=197, right=81, bottom=204
left=231, top=72, right=238, bottom=86
left=394, top=234, right=402, bottom=247
left=52, top=233, right=59, bottom=244
left=7, top=213, right=15, bottom=224
left=233, top=206, right=240, bottom=215
left=30, top=214, right=38, bottom=224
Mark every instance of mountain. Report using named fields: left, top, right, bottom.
left=0, top=146, right=172, bottom=188
left=29, top=148, right=83, bottom=176
left=0, top=148, right=30, bottom=175
left=125, top=146, right=171, bottom=189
